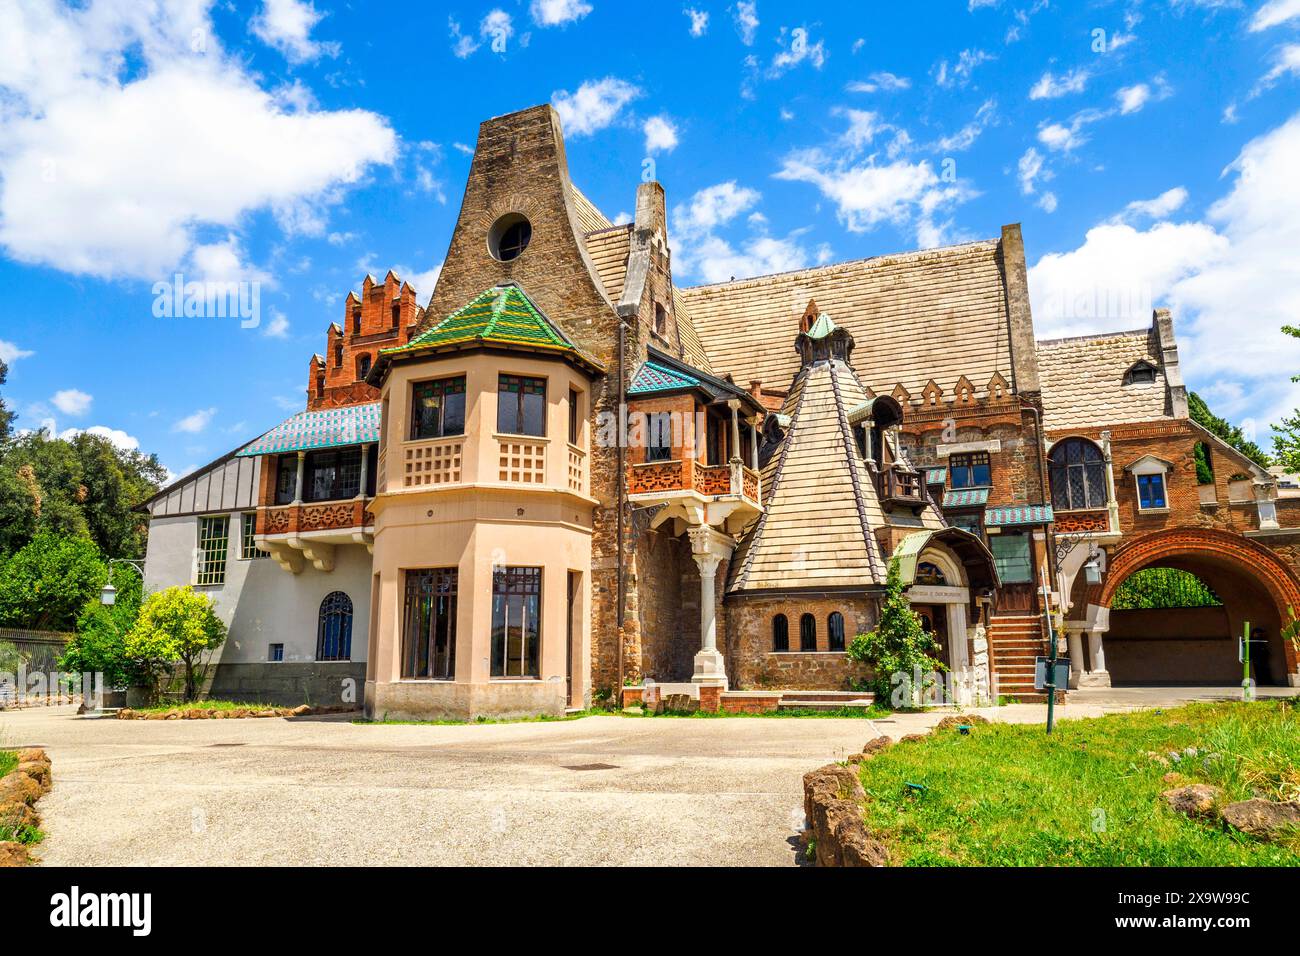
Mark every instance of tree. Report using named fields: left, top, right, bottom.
left=0, top=357, right=15, bottom=443
left=846, top=558, right=946, bottom=707
left=61, top=563, right=145, bottom=689
left=1188, top=391, right=1270, bottom=474
left=1271, top=325, right=1300, bottom=472
left=125, top=587, right=227, bottom=702
left=0, top=534, right=106, bottom=631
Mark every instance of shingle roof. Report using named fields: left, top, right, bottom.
left=680, top=238, right=1013, bottom=398
left=728, top=325, right=944, bottom=594
left=237, top=402, right=381, bottom=456
left=985, top=504, right=1053, bottom=526
left=943, top=488, right=990, bottom=508
left=1037, top=327, right=1169, bottom=431
left=628, top=358, right=701, bottom=395
left=379, top=284, right=604, bottom=373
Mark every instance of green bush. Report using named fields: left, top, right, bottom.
left=0, top=533, right=106, bottom=631
left=60, top=563, right=145, bottom=689
left=125, top=586, right=227, bottom=702
left=846, top=558, right=946, bottom=707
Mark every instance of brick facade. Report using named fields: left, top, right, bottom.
left=725, top=596, right=875, bottom=690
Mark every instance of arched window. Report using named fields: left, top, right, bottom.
left=356, top=353, right=372, bottom=381
left=827, top=611, right=846, bottom=652
left=1049, top=438, right=1107, bottom=511
left=915, top=562, right=946, bottom=585
left=1123, top=361, right=1158, bottom=385
left=772, top=613, right=789, bottom=652
left=317, top=591, right=353, bottom=661
left=799, top=613, right=817, bottom=651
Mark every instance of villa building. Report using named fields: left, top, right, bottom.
left=138, top=103, right=1300, bottom=719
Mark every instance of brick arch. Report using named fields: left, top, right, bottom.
left=1099, top=528, right=1300, bottom=613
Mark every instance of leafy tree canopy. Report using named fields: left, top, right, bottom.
left=125, top=586, right=227, bottom=701
left=1188, top=392, right=1270, bottom=477
left=0, top=533, right=107, bottom=631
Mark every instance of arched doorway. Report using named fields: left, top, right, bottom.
left=1092, top=529, right=1300, bottom=686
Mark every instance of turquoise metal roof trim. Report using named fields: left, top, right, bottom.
left=237, top=402, right=382, bottom=456
left=985, top=504, right=1054, bottom=527
left=943, top=488, right=989, bottom=508
left=925, top=467, right=949, bottom=485
left=628, top=359, right=703, bottom=395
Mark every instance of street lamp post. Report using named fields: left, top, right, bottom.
left=101, top=558, right=145, bottom=606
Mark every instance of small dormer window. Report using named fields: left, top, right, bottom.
left=1124, top=361, right=1158, bottom=385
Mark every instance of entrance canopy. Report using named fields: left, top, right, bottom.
left=894, top=527, right=1000, bottom=592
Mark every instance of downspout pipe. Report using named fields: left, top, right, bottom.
left=616, top=312, right=627, bottom=697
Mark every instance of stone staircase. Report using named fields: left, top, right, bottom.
left=987, top=613, right=1059, bottom=703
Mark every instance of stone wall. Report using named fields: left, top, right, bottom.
left=725, top=595, right=875, bottom=690
left=207, top=662, right=366, bottom=708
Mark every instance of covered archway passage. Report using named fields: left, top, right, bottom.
left=1091, top=529, right=1300, bottom=687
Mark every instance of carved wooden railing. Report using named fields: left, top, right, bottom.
left=629, top=458, right=761, bottom=504
left=877, top=465, right=924, bottom=507
left=258, top=499, right=374, bottom=536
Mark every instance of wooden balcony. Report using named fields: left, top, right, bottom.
left=629, top=457, right=763, bottom=536
left=256, top=498, right=375, bottom=573
left=876, top=465, right=926, bottom=511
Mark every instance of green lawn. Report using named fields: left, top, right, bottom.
left=131, top=699, right=289, bottom=713
left=856, top=699, right=1300, bottom=866
left=0, top=750, right=14, bottom=780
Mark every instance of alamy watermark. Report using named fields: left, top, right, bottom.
left=152, top=273, right=261, bottom=329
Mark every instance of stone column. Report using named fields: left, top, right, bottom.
left=728, top=400, right=742, bottom=461
left=688, top=525, right=734, bottom=689
left=1067, top=630, right=1085, bottom=689
left=293, top=451, right=306, bottom=505
left=1084, top=631, right=1111, bottom=687
left=358, top=443, right=371, bottom=498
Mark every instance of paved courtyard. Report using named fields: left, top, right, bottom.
left=5, top=686, right=1293, bottom=867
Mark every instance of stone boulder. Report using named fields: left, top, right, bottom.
left=15, top=761, right=50, bottom=792
left=1222, top=799, right=1300, bottom=839
left=0, top=772, right=41, bottom=807
left=0, top=841, right=30, bottom=867
left=1162, top=784, right=1223, bottom=820
left=861, top=735, right=893, bottom=755
left=934, top=714, right=990, bottom=732
left=291, top=704, right=312, bottom=716
left=15, top=748, right=46, bottom=765
left=801, top=764, right=887, bottom=867
left=899, top=733, right=929, bottom=744
left=0, top=801, right=40, bottom=831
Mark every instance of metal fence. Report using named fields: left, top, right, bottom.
left=0, top=627, right=74, bottom=708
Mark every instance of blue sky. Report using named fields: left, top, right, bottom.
left=2, top=0, right=1299, bottom=479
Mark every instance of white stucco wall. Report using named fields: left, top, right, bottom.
left=142, top=511, right=371, bottom=666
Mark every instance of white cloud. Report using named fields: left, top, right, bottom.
left=51, top=388, right=92, bottom=416
left=643, top=115, right=679, bottom=154
left=1251, top=0, right=1300, bottom=31
left=769, top=26, right=826, bottom=76
left=480, top=10, right=514, bottom=52
left=449, top=17, right=479, bottom=58
left=0, top=341, right=33, bottom=364
left=1037, top=121, right=1084, bottom=152
left=0, top=1, right=397, bottom=281
left=1017, top=146, right=1056, bottom=212
left=846, top=72, right=911, bottom=93
left=733, top=1, right=759, bottom=45
left=1115, top=187, right=1189, bottom=223
left=685, top=7, right=709, bottom=37
left=531, top=0, right=593, bottom=26
left=264, top=307, right=290, bottom=339
left=1030, top=113, right=1300, bottom=436
left=934, top=99, right=997, bottom=152
left=934, top=49, right=993, bottom=88
left=672, top=181, right=761, bottom=238
left=1116, top=83, right=1151, bottom=114
left=690, top=233, right=813, bottom=283
left=1029, top=67, right=1091, bottom=100
left=251, top=0, right=339, bottom=64
left=58, top=424, right=140, bottom=451
left=173, top=407, right=217, bottom=434
left=552, top=77, right=642, bottom=136
left=1252, top=43, right=1300, bottom=98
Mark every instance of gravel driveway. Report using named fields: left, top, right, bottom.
left=6, top=687, right=1286, bottom=867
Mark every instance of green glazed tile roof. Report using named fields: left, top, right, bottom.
left=943, top=488, right=990, bottom=508
left=629, top=359, right=703, bottom=395
left=380, top=283, right=602, bottom=370
left=985, top=504, right=1054, bottom=527
left=237, top=402, right=380, bottom=456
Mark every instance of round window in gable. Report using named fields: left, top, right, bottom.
left=488, top=213, right=532, bottom=262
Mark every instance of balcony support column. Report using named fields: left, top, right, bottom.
left=358, top=443, right=370, bottom=498
left=688, top=525, right=734, bottom=689
left=292, top=451, right=306, bottom=505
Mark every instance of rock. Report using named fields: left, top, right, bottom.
left=146, top=712, right=166, bottom=720
left=254, top=710, right=278, bottom=718
left=15, top=762, right=50, bottom=792
left=0, top=842, right=30, bottom=867
left=164, top=712, right=180, bottom=720
left=934, top=714, right=990, bottom=732
left=1162, top=784, right=1223, bottom=820
left=838, top=827, right=891, bottom=867
left=900, top=733, right=929, bottom=744
left=1221, top=799, right=1300, bottom=839
left=15, top=748, right=46, bottom=764
left=861, top=735, right=893, bottom=755
left=117, top=709, right=135, bottom=719
left=0, top=800, right=40, bottom=831
left=230, top=709, right=249, bottom=719
left=0, top=772, right=41, bottom=806
left=803, top=763, right=866, bottom=824
left=291, top=704, right=312, bottom=716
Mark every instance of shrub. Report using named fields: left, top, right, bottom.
left=60, top=563, right=145, bottom=689
left=0, top=534, right=105, bottom=631
left=846, top=558, right=946, bottom=707
left=125, top=586, right=227, bottom=702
